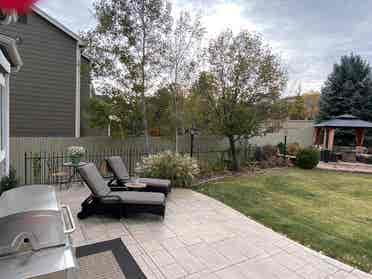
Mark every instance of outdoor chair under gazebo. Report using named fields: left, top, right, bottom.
left=313, top=115, right=372, bottom=162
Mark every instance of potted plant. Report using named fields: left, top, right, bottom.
left=67, top=146, right=85, bottom=165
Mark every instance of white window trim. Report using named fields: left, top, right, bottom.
left=0, top=50, right=10, bottom=174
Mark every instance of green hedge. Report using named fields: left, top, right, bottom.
left=296, top=148, right=320, bottom=169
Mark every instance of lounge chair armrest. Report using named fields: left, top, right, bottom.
left=99, top=195, right=122, bottom=204
left=110, top=186, right=129, bottom=191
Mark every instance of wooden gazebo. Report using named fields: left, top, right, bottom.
left=313, top=115, right=372, bottom=151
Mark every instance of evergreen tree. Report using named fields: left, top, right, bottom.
left=317, top=54, right=372, bottom=145
left=318, top=54, right=372, bottom=121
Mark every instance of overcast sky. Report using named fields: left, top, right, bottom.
left=37, top=0, right=372, bottom=95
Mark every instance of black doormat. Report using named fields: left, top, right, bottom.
left=76, top=238, right=147, bottom=279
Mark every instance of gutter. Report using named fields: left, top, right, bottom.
left=75, top=44, right=81, bottom=138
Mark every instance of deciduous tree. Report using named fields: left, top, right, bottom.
left=83, top=0, right=172, bottom=152
left=165, top=11, right=205, bottom=151
left=197, top=30, right=287, bottom=171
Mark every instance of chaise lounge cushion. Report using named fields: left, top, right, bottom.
left=106, top=156, right=130, bottom=180
left=115, top=191, right=165, bottom=205
left=106, top=156, right=171, bottom=194
left=78, top=163, right=165, bottom=205
left=79, top=163, right=111, bottom=197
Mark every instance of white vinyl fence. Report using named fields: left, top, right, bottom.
left=10, top=127, right=314, bottom=185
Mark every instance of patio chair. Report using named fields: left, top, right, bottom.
left=47, top=159, right=70, bottom=190
left=77, top=163, right=166, bottom=219
left=105, top=156, right=171, bottom=196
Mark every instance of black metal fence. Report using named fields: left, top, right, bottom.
left=24, top=148, right=139, bottom=185
left=23, top=144, right=257, bottom=186
left=23, top=148, right=241, bottom=185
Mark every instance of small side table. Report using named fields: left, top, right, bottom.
left=63, top=162, right=88, bottom=188
left=125, top=182, right=147, bottom=191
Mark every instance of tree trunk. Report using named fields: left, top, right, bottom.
left=141, top=0, right=150, bottom=154
left=174, top=67, right=179, bottom=153
left=228, top=136, right=239, bottom=171
left=142, top=95, right=150, bottom=154
left=175, top=85, right=179, bottom=153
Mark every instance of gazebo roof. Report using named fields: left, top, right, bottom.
left=314, top=115, right=372, bottom=128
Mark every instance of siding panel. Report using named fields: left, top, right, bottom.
left=0, top=11, right=77, bottom=137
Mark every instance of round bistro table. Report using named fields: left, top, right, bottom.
left=63, top=162, right=88, bottom=188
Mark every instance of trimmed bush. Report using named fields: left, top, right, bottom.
left=0, top=167, right=19, bottom=196
left=137, top=151, right=200, bottom=188
left=296, top=148, right=320, bottom=169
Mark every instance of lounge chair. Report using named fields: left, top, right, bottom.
left=77, top=163, right=166, bottom=219
left=105, top=156, right=171, bottom=195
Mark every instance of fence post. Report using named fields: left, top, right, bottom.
left=129, top=146, right=132, bottom=176
left=24, top=152, right=27, bottom=185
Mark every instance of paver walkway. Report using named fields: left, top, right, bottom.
left=57, top=186, right=372, bottom=279
left=317, top=161, right=372, bottom=174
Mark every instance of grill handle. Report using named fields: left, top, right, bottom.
left=61, top=205, right=76, bottom=234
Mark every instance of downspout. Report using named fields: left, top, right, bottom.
left=4, top=69, right=10, bottom=175
left=75, top=44, right=81, bottom=138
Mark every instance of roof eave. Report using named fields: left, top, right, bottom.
left=32, top=5, right=84, bottom=46
left=314, top=124, right=372, bottom=128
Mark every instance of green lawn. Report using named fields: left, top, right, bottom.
left=196, top=168, right=372, bottom=272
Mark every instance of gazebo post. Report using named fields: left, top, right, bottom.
left=328, top=128, right=335, bottom=151
left=355, top=128, right=365, bottom=147
left=323, top=128, right=328, bottom=149
left=313, top=128, right=321, bottom=146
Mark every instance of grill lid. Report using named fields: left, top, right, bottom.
left=0, top=185, right=59, bottom=218
left=0, top=185, right=67, bottom=256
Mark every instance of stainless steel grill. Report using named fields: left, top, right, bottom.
left=0, top=185, right=79, bottom=279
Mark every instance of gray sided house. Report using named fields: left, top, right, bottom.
left=0, top=6, right=102, bottom=138
left=0, top=17, right=23, bottom=178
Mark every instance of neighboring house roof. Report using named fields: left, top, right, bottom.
left=314, top=115, right=372, bottom=128
left=32, top=5, right=85, bottom=46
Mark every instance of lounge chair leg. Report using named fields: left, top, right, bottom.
left=114, top=205, right=122, bottom=219
left=78, top=196, right=96, bottom=219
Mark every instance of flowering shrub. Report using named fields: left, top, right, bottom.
left=67, top=146, right=85, bottom=157
left=137, top=151, right=200, bottom=188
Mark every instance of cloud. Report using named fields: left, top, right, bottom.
left=38, top=0, right=96, bottom=32
left=39, top=0, right=372, bottom=95
left=239, top=0, right=372, bottom=94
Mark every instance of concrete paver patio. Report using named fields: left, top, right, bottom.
left=57, top=186, right=372, bottom=279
